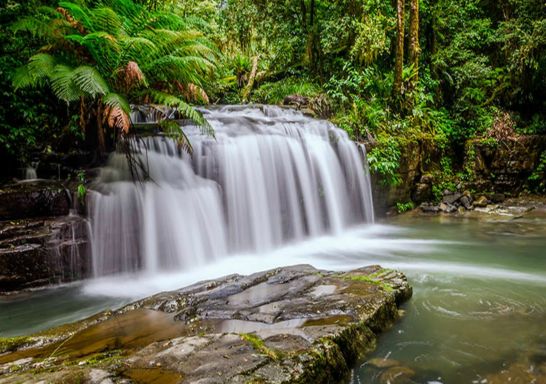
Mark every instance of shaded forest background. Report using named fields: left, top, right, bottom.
left=1, top=0, right=545, bottom=194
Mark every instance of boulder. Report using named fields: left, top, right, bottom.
left=0, top=265, right=412, bottom=384
left=283, top=95, right=309, bottom=108
left=460, top=195, right=473, bottom=210
left=420, top=203, right=439, bottom=213
left=474, top=195, right=489, bottom=207
left=442, top=192, right=462, bottom=205
left=0, top=216, right=90, bottom=292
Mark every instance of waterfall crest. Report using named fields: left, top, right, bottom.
left=90, top=105, right=374, bottom=276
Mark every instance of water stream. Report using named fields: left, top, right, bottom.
left=0, top=106, right=544, bottom=382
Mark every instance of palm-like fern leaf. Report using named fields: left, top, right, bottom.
left=148, top=90, right=214, bottom=137
left=58, top=2, right=93, bottom=31
left=103, top=92, right=130, bottom=115
left=72, top=66, right=110, bottom=96
left=50, top=65, right=84, bottom=102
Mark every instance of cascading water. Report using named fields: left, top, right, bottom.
left=89, top=105, right=374, bottom=276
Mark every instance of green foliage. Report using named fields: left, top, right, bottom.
left=252, top=78, right=321, bottom=105
left=396, top=201, right=414, bottom=213
left=528, top=151, right=546, bottom=193
left=367, top=135, right=402, bottom=186
left=11, top=0, right=217, bottom=150
left=76, top=170, right=86, bottom=204
left=2, top=0, right=546, bottom=188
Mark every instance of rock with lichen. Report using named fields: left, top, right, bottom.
left=0, top=264, right=412, bottom=384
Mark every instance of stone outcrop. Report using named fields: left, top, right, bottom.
left=465, top=135, right=546, bottom=192
left=367, top=135, right=546, bottom=215
left=0, top=180, right=91, bottom=293
left=0, top=264, right=412, bottom=384
left=0, top=215, right=91, bottom=292
left=0, top=181, right=71, bottom=221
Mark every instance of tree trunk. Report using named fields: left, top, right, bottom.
left=393, top=0, right=405, bottom=97
left=79, top=96, right=86, bottom=135
left=96, top=98, right=106, bottom=154
left=300, top=0, right=307, bottom=31
left=242, top=56, right=259, bottom=102
left=409, top=0, right=420, bottom=87
left=306, top=0, right=321, bottom=74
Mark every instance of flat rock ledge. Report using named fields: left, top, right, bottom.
left=0, top=264, right=412, bottom=384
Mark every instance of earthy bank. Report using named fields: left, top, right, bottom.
left=0, top=264, right=411, bottom=384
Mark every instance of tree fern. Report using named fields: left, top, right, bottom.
left=58, top=2, right=94, bottom=31
left=12, top=0, right=217, bottom=148
left=50, top=65, right=84, bottom=102
left=72, top=66, right=110, bottom=96
left=103, top=92, right=130, bottom=114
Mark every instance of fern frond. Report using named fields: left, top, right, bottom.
left=28, top=53, right=57, bottom=78
left=12, top=66, right=37, bottom=89
left=146, top=55, right=213, bottom=85
left=105, top=105, right=131, bottom=133
left=90, top=7, right=123, bottom=35
left=121, top=36, right=159, bottom=62
left=159, top=120, right=193, bottom=154
left=103, top=92, right=130, bottom=114
left=58, top=2, right=93, bottom=31
left=72, top=65, right=110, bottom=96
left=50, top=65, right=83, bottom=102
left=148, top=90, right=214, bottom=137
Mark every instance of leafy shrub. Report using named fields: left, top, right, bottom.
left=252, top=77, right=321, bottom=104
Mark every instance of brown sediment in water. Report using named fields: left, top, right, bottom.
left=0, top=309, right=188, bottom=364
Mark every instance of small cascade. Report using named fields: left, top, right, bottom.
left=48, top=209, right=91, bottom=282
left=24, top=160, right=39, bottom=180
left=89, top=105, right=374, bottom=276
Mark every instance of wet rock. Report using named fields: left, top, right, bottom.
left=474, top=195, right=489, bottom=207
left=412, top=183, right=432, bottom=204
left=379, top=365, right=416, bottom=384
left=0, top=215, right=90, bottom=292
left=419, top=203, right=439, bottom=213
left=489, top=192, right=506, bottom=203
left=442, top=192, right=462, bottom=205
left=460, top=195, right=473, bottom=210
left=0, top=265, right=412, bottom=384
left=283, top=95, right=309, bottom=108
left=0, top=181, right=71, bottom=220
left=439, top=203, right=458, bottom=213
left=368, top=358, right=401, bottom=368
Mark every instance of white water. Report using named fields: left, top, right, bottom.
left=89, top=105, right=375, bottom=276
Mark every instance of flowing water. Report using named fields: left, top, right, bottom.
left=1, top=106, right=545, bottom=383
left=89, top=105, right=374, bottom=276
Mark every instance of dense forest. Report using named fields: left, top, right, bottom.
left=1, top=0, right=545, bottom=195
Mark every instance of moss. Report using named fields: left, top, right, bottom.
left=0, top=336, right=32, bottom=354
left=240, top=334, right=283, bottom=361
left=343, top=275, right=394, bottom=293
left=80, top=350, right=123, bottom=366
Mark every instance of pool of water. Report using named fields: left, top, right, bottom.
left=353, top=214, right=546, bottom=383
left=1, top=213, right=545, bottom=383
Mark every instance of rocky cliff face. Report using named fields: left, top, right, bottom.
left=0, top=181, right=90, bottom=292
left=369, top=135, right=546, bottom=214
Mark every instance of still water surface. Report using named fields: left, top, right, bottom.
left=1, top=214, right=545, bottom=383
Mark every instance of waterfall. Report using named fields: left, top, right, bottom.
left=89, top=105, right=374, bottom=276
